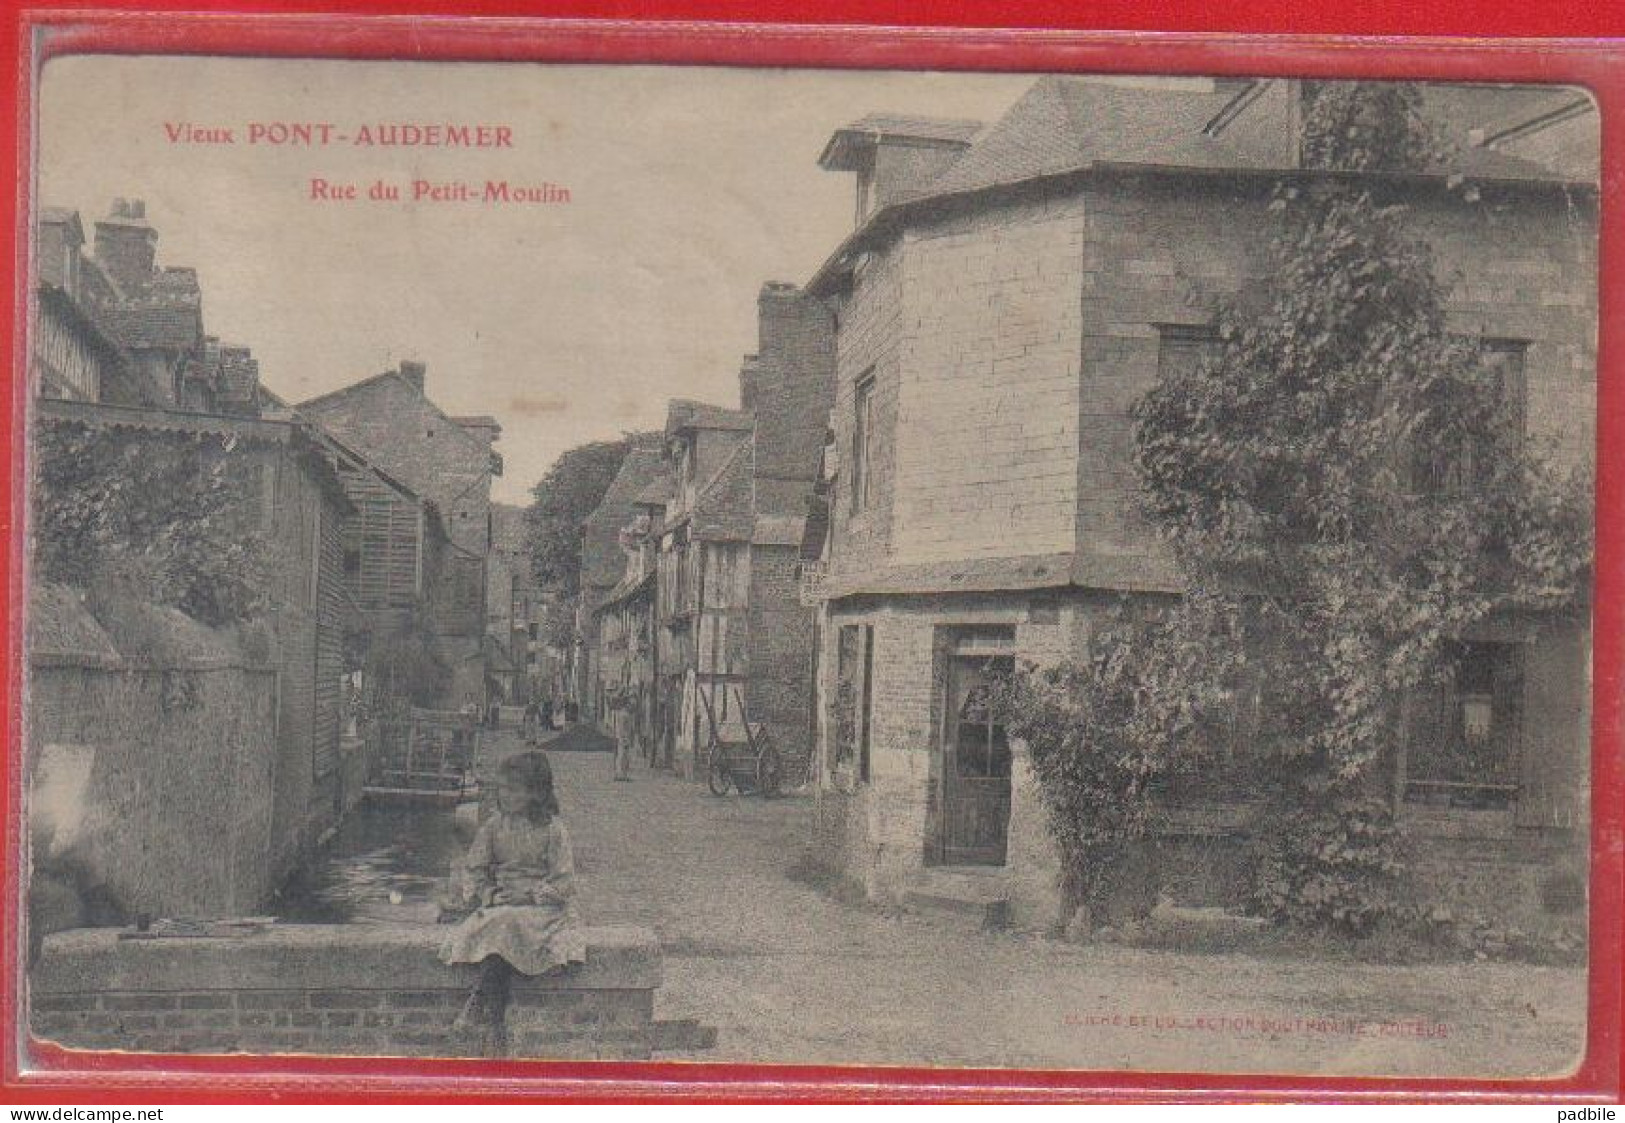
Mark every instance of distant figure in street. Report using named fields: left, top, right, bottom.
left=522, top=699, right=540, bottom=745
left=539, top=697, right=554, bottom=733
left=606, top=679, right=636, bottom=782
left=439, top=750, right=585, bottom=1055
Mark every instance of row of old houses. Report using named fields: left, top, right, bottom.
left=27, top=198, right=518, bottom=929
left=580, top=77, right=1597, bottom=933
left=579, top=282, right=836, bottom=782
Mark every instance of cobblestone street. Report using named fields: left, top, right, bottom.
left=492, top=727, right=1590, bottom=1078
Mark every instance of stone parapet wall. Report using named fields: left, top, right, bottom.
left=30, top=924, right=661, bottom=1061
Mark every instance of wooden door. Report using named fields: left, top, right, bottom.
left=940, top=653, right=1014, bottom=865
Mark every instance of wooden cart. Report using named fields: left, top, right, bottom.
left=698, top=682, right=782, bottom=798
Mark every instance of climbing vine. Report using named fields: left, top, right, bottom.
left=1009, top=82, right=1591, bottom=936
left=33, top=420, right=271, bottom=626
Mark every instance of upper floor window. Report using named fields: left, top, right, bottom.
left=1411, top=338, right=1529, bottom=495
left=1156, top=323, right=1221, bottom=381
left=851, top=371, right=876, bottom=515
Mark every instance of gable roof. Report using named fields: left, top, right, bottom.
left=580, top=443, right=669, bottom=594
left=689, top=436, right=754, bottom=543
left=819, top=113, right=984, bottom=170
left=297, top=368, right=501, bottom=471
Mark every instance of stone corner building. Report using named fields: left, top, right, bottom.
left=797, top=78, right=1597, bottom=930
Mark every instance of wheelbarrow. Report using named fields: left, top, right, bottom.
left=697, top=682, right=783, bottom=798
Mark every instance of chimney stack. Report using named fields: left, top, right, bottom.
left=398, top=360, right=426, bottom=393
left=738, top=353, right=762, bottom=412
left=752, top=282, right=837, bottom=492
left=92, top=198, right=157, bottom=293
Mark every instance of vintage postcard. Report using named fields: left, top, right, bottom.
left=20, top=51, right=1600, bottom=1082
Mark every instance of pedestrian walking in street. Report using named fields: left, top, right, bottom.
left=539, top=696, right=554, bottom=733
left=609, top=680, right=634, bottom=782
left=522, top=698, right=540, bottom=745
left=439, top=751, right=586, bottom=1056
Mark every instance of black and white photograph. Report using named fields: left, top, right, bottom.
left=21, top=56, right=1599, bottom=1078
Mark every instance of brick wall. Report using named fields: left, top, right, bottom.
left=745, top=545, right=815, bottom=772
left=30, top=925, right=661, bottom=1060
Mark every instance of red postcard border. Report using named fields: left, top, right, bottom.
left=2, top=9, right=1621, bottom=1104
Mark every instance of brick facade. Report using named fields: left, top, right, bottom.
left=30, top=925, right=661, bottom=1060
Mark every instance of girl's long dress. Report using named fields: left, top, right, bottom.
left=439, top=813, right=588, bottom=976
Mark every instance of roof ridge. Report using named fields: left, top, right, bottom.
left=298, top=369, right=496, bottom=458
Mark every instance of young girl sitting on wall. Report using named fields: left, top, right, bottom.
left=439, top=750, right=586, bottom=1053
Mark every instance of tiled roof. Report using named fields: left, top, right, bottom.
left=929, top=78, right=1572, bottom=200
left=631, top=478, right=672, bottom=508
left=98, top=301, right=202, bottom=351
left=690, top=437, right=754, bottom=543
left=29, top=584, right=120, bottom=668
left=580, top=444, right=668, bottom=593
left=665, top=399, right=754, bottom=435
left=97, top=267, right=204, bottom=352
left=809, top=78, right=1584, bottom=297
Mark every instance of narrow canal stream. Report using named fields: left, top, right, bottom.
left=276, top=797, right=470, bottom=924
left=276, top=722, right=611, bottom=924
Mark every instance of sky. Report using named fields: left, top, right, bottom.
left=38, top=57, right=1037, bottom=503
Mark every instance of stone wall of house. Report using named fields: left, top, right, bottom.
left=1073, top=173, right=1598, bottom=564
left=893, top=194, right=1088, bottom=565
left=827, top=241, right=905, bottom=579
left=302, top=373, right=494, bottom=556
left=30, top=925, right=661, bottom=1060
left=815, top=168, right=1596, bottom=929
left=811, top=592, right=1085, bottom=923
